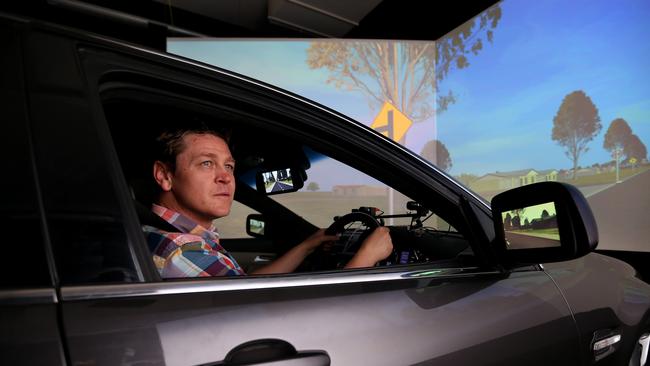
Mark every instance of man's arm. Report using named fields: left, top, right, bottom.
left=251, top=227, right=393, bottom=274
left=251, top=229, right=337, bottom=275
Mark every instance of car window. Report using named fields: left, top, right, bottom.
left=216, top=201, right=259, bottom=239
left=270, top=150, right=457, bottom=232
left=102, top=78, right=474, bottom=277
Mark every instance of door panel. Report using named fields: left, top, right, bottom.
left=61, top=268, right=579, bottom=365
left=0, top=291, right=66, bottom=366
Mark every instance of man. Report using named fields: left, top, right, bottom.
left=144, top=127, right=393, bottom=278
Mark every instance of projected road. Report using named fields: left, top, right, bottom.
left=588, top=170, right=650, bottom=252
left=270, top=181, right=294, bottom=192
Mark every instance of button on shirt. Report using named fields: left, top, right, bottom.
left=143, top=204, right=245, bottom=278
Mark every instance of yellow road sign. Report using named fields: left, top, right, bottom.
left=370, top=102, right=412, bottom=142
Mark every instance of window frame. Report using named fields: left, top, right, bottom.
left=0, top=20, right=56, bottom=290
left=77, top=38, right=500, bottom=289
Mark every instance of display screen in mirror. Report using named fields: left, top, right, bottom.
left=502, top=202, right=560, bottom=249
left=249, top=218, right=265, bottom=235
left=262, top=169, right=295, bottom=194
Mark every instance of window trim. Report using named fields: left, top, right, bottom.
left=60, top=265, right=505, bottom=301
left=0, top=288, right=58, bottom=305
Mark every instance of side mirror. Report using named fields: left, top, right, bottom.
left=256, top=167, right=305, bottom=195
left=491, top=182, right=598, bottom=266
left=246, top=214, right=266, bottom=237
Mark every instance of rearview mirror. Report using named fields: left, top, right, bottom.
left=256, top=167, right=305, bottom=195
left=491, top=182, right=598, bottom=266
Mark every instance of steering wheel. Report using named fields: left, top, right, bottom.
left=311, top=212, right=381, bottom=270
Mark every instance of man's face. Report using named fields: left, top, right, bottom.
left=167, top=133, right=236, bottom=225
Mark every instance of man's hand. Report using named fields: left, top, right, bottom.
left=251, top=228, right=338, bottom=275
left=299, top=228, right=339, bottom=254
left=345, top=227, right=393, bottom=269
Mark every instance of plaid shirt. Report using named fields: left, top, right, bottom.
left=143, top=204, right=246, bottom=278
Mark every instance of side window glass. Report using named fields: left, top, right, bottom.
left=215, top=201, right=260, bottom=239
left=266, top=149, right=468, bottom=267
left=271, top=152, right=457, bottom=232
left=100, top=86, right=470, bottom=276
left=0, top=24, right=51, bottom=288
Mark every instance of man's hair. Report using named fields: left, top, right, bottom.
left=154, top=122, right=231, bottom=172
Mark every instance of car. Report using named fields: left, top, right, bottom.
left=1, top=9, right=649, bottom=366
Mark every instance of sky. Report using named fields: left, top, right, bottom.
left=168, top=0, right=650, bottom=177
left=437, top=0, right=650, bottom=176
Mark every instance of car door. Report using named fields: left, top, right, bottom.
left=18, top=19, right=582, bottom=365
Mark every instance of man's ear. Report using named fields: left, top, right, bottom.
left=153, top=161, right=173, bottom=192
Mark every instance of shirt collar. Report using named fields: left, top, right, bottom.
left=151, top=204, right=219, bottom=241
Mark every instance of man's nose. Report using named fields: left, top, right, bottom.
left=215, top=167, right=232, bottom=183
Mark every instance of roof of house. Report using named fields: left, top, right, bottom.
left=476, top=168, right=558, bottom=180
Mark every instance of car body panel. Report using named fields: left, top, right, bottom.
left=60, top=268, right=579, bottom=365
left=544, top=253, right=650, bottom=365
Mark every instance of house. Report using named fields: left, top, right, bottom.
left=470, top=169, right=558, bottom=193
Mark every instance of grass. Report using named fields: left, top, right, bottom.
left=218, top=191, right=450, bottom=238
left=559, top=165, right=649, bottom=186
left=217, top=192, right=397, bottom=238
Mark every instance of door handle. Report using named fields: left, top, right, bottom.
left=639, top=333, right=649, bottom=366
left=254, top=255, right=273, bottom=263
left=202, top=338, right=330, bottom=366
left=592, top=329, right=622, bottom=362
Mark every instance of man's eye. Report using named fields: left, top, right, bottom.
left=225, top=164, right=235, bottom=172
left=201, top=161, right=213, bottom=167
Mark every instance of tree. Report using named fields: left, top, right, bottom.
left=541, top=209, right=549, bottom=219
left=551, top=90, right=602, bottom=179
left=511, top=215, right=521, bottom=228
left=504, top=213, right=512, bottom=230
left=420, top=140, right=452, bottom=172
left=603, top=118, right=632, bottom=156
left=625, top=134, right=648, bottom=162
left=306, top=182, right=320, bottom=192
left=306, top=5, right=501, bottom=126
left=510, top=207, right=526, bottom=229
left=524, top=218, right=530, bottom=227
left=603, top=118, right=647, bottom=164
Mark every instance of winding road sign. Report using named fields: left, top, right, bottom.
left=371, top=102, right=412, bottom=142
